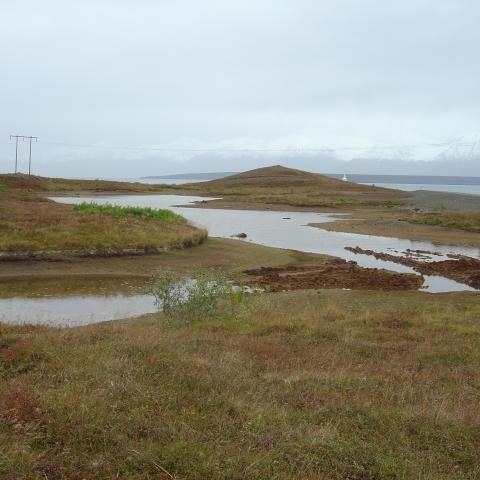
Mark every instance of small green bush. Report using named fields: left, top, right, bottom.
left=149, top=270, right=248, bottom=327
left=73, top=202, right=182, bottom=221
left=0, top=183, right=7, bottom=191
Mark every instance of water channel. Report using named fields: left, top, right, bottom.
left=1, top=195, right=478, bottom=326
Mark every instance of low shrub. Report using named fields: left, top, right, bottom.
left=149, top=270, right=249, bottom=326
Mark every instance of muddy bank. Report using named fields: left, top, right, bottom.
left=0, top=238, right=328, bottom=282
left=0, top=275, right=150, bottom=298
left=346, top=247, right=480, bottom=289
left=244, top=260, right=423, bottom=292
left=0, top=233, right=207, bottom=262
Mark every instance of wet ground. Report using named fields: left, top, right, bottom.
left=346, top=247, right=480, bottom=289
left=244, top=260, right=423, bottom=292
left=2, top=194, right=478, bottom=326
left=0, top=276, right=148, bottom=298
left=53, top=195, right=480, bottom=293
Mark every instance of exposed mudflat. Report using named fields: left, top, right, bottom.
left=346, top=247, right=480, bottom=289
left=311, top=211, right=480, bottom=248
left=244, top=259, right=423, bottom=292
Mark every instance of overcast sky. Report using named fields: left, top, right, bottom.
left=1, top=1, right=479, bottom=176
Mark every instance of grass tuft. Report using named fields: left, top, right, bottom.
left=73, top=202, right=182, bottom=222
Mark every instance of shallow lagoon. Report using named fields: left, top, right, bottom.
left=1, top=195, right=478, bottom=326
left=54, top=194, right=479, bottom=293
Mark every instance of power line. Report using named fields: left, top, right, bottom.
left=10, top=135, right=38, bottom=174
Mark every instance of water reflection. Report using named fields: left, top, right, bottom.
left=53, top=194, right=479, bottom=293
left=0, top=294, right=155, bottom=327
left=3, top=193, right=478, bottom=326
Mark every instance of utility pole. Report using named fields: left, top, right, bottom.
left=9, top=135, right=38, bottom=174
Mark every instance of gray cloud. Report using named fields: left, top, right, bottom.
left=1, top=1, right=479, bottom=176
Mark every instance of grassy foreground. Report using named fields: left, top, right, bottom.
left=1, top=290, right=480, bottom=479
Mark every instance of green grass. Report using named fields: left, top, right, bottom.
left=404, top=211, right=480, bottom=233
left=1, top=289, right=480, bottom=478
left=73, top=202, right=182, bottom=222
left=0, top=184, right=7, bottom=192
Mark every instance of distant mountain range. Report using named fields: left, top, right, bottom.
left=5, top=151, right=480, bottom=179
left=142, top=171, right=480, bottom=186
left=129, top=154, right=480, bottom=178
left=142, top=172, right=236, bottom=180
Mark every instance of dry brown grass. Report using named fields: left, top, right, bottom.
left=1, top=289, right=479, bottom=478
left=0, top=173, right=169, bottom=194
left=181, top=166, right=408, bottom=209
left=0, top=190, right=205, bottom=253
left=405, top=210, right=480, bottom=233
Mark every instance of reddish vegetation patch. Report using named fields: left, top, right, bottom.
left=2, top=385, right=41, bottom=423
left=346, top=247, right=480, bottom=289
left=0, top=338, right=38, bottom=377
left=244, top=259, right=423, bottom=291
left=241, top=341, right=284, bottom=361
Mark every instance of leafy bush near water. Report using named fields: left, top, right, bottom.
left=73, top=202, right=182, bottom=221
left=149, top=270, right=250, bottom=326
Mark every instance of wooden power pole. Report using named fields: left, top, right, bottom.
left=9, top=135, right=38, bottom=174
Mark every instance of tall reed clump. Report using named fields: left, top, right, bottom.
left=149, top=270, right=251, bottom=326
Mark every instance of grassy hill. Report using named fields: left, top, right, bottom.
left=199, top=165, right=387, bottom=191
left=184, top=165, right=409, bottom=208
